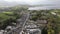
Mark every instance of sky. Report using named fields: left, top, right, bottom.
left=0, top=0, right=60, bottom=6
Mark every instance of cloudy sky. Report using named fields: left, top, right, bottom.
left=0, top=0, right=60, bottom=6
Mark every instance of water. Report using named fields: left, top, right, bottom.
left=28, top=5, right=60, bottom=10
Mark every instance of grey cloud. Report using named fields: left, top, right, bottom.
left=0, top=0, right=60, bottom=6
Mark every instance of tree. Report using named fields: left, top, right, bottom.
left=0, top=12, right=20, bottom=29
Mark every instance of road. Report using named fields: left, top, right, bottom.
left=6, top=12, right=30, bottom=34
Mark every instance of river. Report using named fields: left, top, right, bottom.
left=28, top=5, right=60, bottom=10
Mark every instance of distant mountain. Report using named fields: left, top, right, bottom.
left=0, top=1, right=21, bottom=7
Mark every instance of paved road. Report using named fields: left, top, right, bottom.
left=6, top=12, right=30, bottom=34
